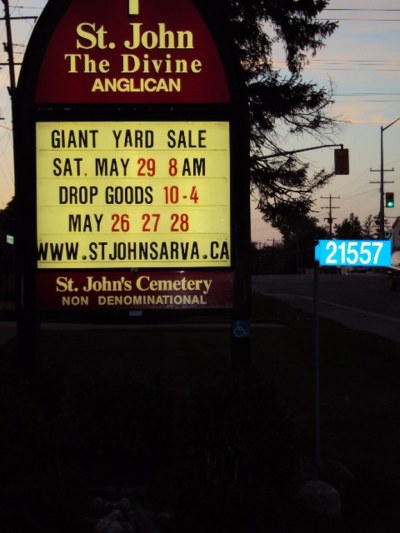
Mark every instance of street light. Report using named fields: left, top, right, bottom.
left=379, top=117, right=400, bottom=239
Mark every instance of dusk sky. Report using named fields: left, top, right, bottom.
left=1, top=0, right=400, bottom=244
left=252, top=0, right=400, bottom=244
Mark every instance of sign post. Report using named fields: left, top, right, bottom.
left=14, top=0, right=251, bottom=377
left=313, top=260, right=321, bottom=466
left=313, top=239, right=391, bottom=465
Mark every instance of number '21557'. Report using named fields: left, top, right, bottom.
left=323, top=241, right=384, bottom=266
left=315, top=239, right=392, bottom=267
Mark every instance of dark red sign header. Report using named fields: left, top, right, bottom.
left=35, top=0, right=230, bottom=104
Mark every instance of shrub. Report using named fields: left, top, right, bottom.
left=68, top=363, right=176, bottom=481
left=166, top=375, right=300, bottom=532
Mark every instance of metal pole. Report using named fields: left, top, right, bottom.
left=3, top=0, right=39, bottom=386
left=261, top=143, right=344, bottom=160
left=313, top=261, right=321, bottom=467
left=380, top=117, right=400, bottom=239
left=380, top=126, right=385, bottom=239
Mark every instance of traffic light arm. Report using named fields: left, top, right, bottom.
left=260, top=143, right=344, bottom=159
left=260, top=144, right=349, bottom=174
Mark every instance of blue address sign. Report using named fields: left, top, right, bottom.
left=315, top=239, right=391, bottom=267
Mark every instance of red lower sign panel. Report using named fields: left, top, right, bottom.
left=36, top=270, right=233, bottom=310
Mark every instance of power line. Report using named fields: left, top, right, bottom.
left=318, top=8, right=400, bottom=21
left=9, top=5, right=43, bottom=8
left=337, top=93, right=400, bottom=96
left=325, top=8, right=400, bottom=12
left=276, top=58, right=400, bottom=73
left=318, top=18, right=400, bottom=22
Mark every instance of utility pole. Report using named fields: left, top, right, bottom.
left=370, top=117, right=400, bottom=239
left=1, top=1, right=37, bottom=100
left=369, top=167, right=394, bottom=239
left=1, top=0, right=16, bottom=100
left=321, top=194, right=340, bottom=238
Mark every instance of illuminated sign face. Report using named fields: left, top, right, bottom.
left=36, top=121, right=231, bottom=269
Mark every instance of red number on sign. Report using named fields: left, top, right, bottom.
left=142, top=213, right=160, bottom=232
left=171, top=213, right=189, bottom=232
left=168, top=158, right=178, bottom=176
left=164, top=185, right=179, bottom=204
left=111, top=214, right=130, bottom=232
left=137, top=158, right=156, bottom=176
left=190, top=186, right=199, bottom=204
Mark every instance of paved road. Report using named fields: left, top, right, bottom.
left=253, top=272, right=400, bottom=343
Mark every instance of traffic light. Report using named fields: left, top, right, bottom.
left=385, top=192, right=395, bottom=208
left=334, top=148, right=349, bottom=175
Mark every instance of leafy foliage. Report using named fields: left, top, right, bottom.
left=334, top=212, right=363, bottom=239
left=220, top=0, right=339, bottom=227
left=334, top=212, right=385, bottom=239
left=0, top=197, right=15, bottom=235
left=164, top=376, right=300, bottom=532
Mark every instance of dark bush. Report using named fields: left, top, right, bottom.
left=0, top=354, right=301, bottom=532
left=0, top=371, right=90, bottom=532
left=165, top=376, right=300, bottom=532
left=67, top=363, right=176, bottom=481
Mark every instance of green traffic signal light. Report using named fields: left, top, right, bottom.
left=386, top=192, right=395, bottom=208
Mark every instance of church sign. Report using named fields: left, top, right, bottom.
left=14, top=0, right=250, bottom=315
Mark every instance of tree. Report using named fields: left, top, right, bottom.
left=362, top=214, right=391, bottom=239
left=362, top=214, right=378, bottom=239
left=334, top=213, right=362, bottom=239
left=0, top=197, right=16, bottom=235
left=278, top=212, right=328, bottom=271
left=220, top=0, right=338, bottom=230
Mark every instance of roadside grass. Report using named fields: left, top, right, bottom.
left=1, top=293, right=400, bottom=531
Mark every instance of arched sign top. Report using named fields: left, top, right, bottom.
left=34, top=0, right=231, bottom=104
